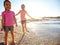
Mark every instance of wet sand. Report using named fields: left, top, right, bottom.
left=0, top=20, right=60, bottom=45
left=0, top=25, right=59, bottom=45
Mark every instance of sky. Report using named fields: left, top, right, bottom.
left=0, top=0, right=60, bottom=18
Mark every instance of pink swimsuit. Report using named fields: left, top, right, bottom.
left=20, top=10, right=26, bottom=20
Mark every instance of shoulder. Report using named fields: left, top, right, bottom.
left=10, top=11, right=15, bottom=13
left=2, top=11, right=5, bottom=14
left=10, top=11, right=15, bottom=14
left=1, top=11, right=6, bottom=16
left=24, top=10, right=27, bottom=13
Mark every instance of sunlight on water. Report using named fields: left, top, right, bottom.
left=26, top=21, right=60, bottom=42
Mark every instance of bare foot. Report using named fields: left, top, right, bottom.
left=22, top=31, right=25, bottom=34
left=1, top=28, right=3, bottom=31
left=26, top=30, right=29, bottom=32
left=9, top=42, right=15, bottom=45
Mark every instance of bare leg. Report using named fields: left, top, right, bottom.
left=9, top=31, right=16, bottom=45
left=22, top=24, right=25, bottom=33
left=24, top=23, right=29, bottom=32
left=4, top=32, right=8, bottom=45
left=10, top=31, right=14, bottom=43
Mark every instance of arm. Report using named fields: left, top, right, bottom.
left=25, top=11, right=35, bottom=19
left=25, top=11, right=32, bottom=18
left=1, top=16, right=4, bottom=31
left=16, top=11, right=20, bottom=16
left=1, top=16, right=4, bottom=27
left=14, top=15, right=18, bottom=27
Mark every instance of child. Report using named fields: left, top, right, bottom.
left=16, top=4, right=33, bottom=33
left=1, top=0, right=17, bottom=45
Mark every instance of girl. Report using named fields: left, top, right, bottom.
left=1, top=0, right=17, bottom=45
left=16, top=4, right=33, bottom=33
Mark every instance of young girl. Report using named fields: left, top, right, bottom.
left=1, top=0, right=17, bottom=45
left=16, top=4, right=33, bottom=33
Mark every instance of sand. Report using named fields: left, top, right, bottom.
left=0, top=20, right=60, bottom=45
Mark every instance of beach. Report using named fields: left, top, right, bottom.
left=0, top=19, right=60, bottom=45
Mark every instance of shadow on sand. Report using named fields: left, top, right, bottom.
left=16, top=33, right=25, bottom=45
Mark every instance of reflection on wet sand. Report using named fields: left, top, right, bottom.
left=0, top=19, right=60, bottom=45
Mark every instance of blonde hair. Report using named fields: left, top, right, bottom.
left=21, top=4, right=25, bottom=7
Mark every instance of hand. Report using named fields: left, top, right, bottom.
left=15, top=14, right=17, bottom=16
left=16, top=24, right=18, bottom=27
left=1, top=28, right=3, bottom=31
